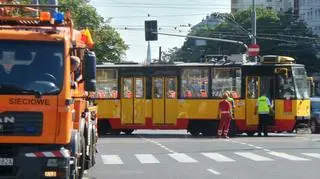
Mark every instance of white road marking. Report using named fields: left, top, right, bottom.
left=168, top=153, right=198, bottom=163
left=202, top=152, right=235, bottom=162
left=311, top=138, right=320, bottom=142
left=235, top=152, right=274, bottom=161
left=135, top=154, right=160, bottom=164
left=301, top=153, right=320, bottom=159
left=142, top=138, right=176, bottom=153
left=207, top=169, right=221, bottom=175
left=268, top=152, right=310, bottom=161
left=101, top=155, right=123, bottom=164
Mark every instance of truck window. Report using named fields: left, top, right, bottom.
left=0, top=40, right=64, bottom=95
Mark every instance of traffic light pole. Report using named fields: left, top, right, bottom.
left=155, top=32, right=248, bottom=50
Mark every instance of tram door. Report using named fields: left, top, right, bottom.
left=246, top=76, right=275, bottom=126
left=246, top=76, right=260, bottom=125
left=121, top=77, right=145, bottom=124
left=152, top=77, right=177, bottom=124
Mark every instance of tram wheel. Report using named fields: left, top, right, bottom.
left=123, top=129, right=134, bottom=135
left=189, top=130, right=200, bottom=136
left=246, top=131, right=255, bottom=137
left=111, top=129, right=121, bottom=135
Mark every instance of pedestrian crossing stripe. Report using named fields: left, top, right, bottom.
left=100, top=152, right=319, bottom=165
left=101, top=155, right=123, bottom=164
left=301, top=153, right=320, bottom=159
left=168, top=153, right=198, bottom=163
left=135, top=154, right=160, bottom=164
left=235, top=152, right=273, bottom=161
left=202, top=153, right=235, bottom=162
left=268, top=152, right=310, bottom=161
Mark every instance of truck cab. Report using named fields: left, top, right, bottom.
left=0, top=5, right=97, bottom=179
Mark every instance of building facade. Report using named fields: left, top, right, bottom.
left=299, top=0, right=320, bottom=36
left=231, top=0, right=294, bottom=13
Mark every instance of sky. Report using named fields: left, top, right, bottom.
left=90, top=0, right=231, bottom=63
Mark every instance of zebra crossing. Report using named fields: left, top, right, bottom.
left=99, top=151, right=320, bottom=165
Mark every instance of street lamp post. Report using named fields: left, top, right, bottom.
left=252, top=0, right=257, bottom=45
left=252, top=0, right=257, bottom=62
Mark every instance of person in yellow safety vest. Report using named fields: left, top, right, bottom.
left=225, top=91, right=235, bottom=118
left=255, top=92, right=272, bottom=137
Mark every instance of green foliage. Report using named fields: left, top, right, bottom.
left=93, top=25, right=127, bottom=64
left=162, top=47, right=181, bottom=62
left=173, top=8, right=320, bottom=72
left=21, top=0, right=128, bottom=63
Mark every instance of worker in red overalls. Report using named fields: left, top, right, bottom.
left=217, top=92, right=232, bottom=138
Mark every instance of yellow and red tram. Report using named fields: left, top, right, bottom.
left=95, top=55, right=310, bottom=136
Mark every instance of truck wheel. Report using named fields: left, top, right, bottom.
left=70, top=158, right=77, bottom=179
left=78, top=136, right=85, bottom=179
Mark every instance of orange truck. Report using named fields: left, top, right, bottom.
left=0, top=4, right=98, bottom=179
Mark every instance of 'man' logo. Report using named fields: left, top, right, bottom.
left=0, top=116, right=15, bottom=124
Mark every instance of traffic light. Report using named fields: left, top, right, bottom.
left=145, top=20, right=158, bottom=41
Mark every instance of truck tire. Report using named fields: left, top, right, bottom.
left=78, top=135, right=85, bottom=179
left=84, top=123, right=93, bottom=170
left=70, top=139, right=85, bottom=179
left=91, top=128, right=97, bottom=166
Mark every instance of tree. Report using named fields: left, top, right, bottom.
left=22, top=0, right=128, bottom=63
left=161, top=47, right=181, bottom=62
left=172, top=8, right=320, bottom=71
left=94, top=25, right=127, bottom=63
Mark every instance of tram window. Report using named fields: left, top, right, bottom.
left=96, top=69, right=118, bottom=98
left=123, top=78, right=133, bottom=98
left=166, top=78, right=177, bottom=99
left=247, top=76, right=258, bottom=99
left=135, top=78, right=144, bottom=98
left=181, top=68, right=208, bottom=98
left=153, top=78, right=163, bottom=98
left=212, top=68, right=241, bottom=98
left=277, top=75, right=295, bottom=99
left=260, top=76, right=274, bottom=99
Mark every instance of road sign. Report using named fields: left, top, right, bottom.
left=248, top=44, right=260, bottom=57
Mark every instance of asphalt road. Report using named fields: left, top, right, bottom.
left=84, top=130, right=320, bottom=179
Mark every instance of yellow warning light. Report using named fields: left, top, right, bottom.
left=39, top=12, right=51, bottom=22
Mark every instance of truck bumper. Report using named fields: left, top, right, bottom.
left=0, top=144, right=71, bottom=179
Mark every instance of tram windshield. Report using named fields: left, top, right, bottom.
left=277, top=67, right=309, bottom=99
left=292, top=67, right=310, bottom=99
